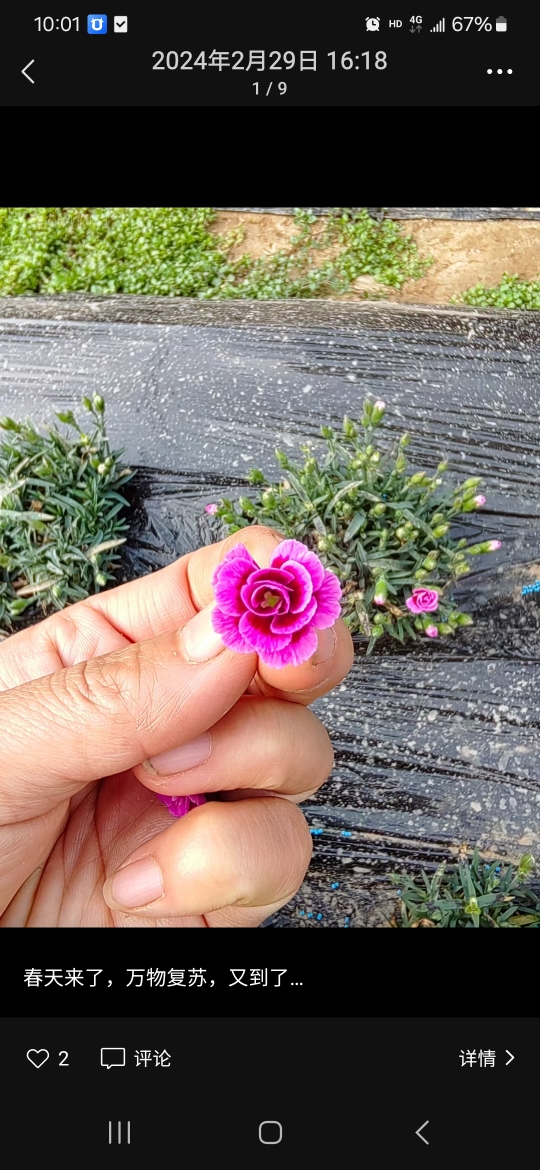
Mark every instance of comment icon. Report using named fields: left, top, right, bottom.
left=101, top=1047, right=126, bottom=1069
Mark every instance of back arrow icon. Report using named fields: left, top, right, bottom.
left=506, top=1050, right=514, bottom=1065
left=416, top=1120, right=429, bottom=1145
left=22, top=60, right=35, bottom=84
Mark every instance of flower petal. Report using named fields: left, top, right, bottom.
left=245, top=582, right=290, bottom=614
left=270, top=539, right=325, bottom=590
left=313, top=570, right=342, bottom=628
left=213, top=557, right=257, bottom=615
left=156, top=792, right=207, bottom=817
left=270, top=596, right=317, bottom=634
left=211, top=606, right=253, bottom=652
left=260, top=622, right=319, bottom=668
left=279, top=559, right=313, bottom=612
left=239, top=611, right=292, bottom=654
left=222, top=543, right=259, bottom=568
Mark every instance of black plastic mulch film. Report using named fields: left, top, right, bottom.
left=1, top=298, right=540, bottom=927
left=216, top=208, right=540, bottom=219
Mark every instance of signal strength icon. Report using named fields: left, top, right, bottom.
left=430, top=18, right=445, bottom=31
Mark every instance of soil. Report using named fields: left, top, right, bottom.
left=211, top=212, right=540, bottom=305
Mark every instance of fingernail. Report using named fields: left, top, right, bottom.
left=312, top=626, right=337, bottom=666
left=181, top=603, right=225, bottom=662
left=107, top=856, right=164, bottom=909
left=145, top=732, right=212, bottom=776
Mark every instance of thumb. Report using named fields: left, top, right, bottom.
left=0, top=603, right=256, bottom=821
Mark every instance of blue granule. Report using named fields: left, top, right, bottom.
left=331, top=882, right=339, bottom=890
left=341, top=830, right=352, bottom=838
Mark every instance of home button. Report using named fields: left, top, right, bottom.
left=259, top=1121, right=283, bottom=1145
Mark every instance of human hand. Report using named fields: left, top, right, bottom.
left=0, top=526, right=354, bottom=927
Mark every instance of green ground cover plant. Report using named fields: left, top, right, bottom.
left=392, top=850, right=540, bottom=927
left=0, top=207, right=430, bottom=300
left=212, top=400, right=500, bottom=653
left=0, top=396, right=133, bottom=633
left=453, top=272, right=540, bottom=310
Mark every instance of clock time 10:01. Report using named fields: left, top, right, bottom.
left=34, top=16, right=80, bottom=30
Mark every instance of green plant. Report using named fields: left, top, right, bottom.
left=452, top=272, right=540, bottom=310
left=213, top=400, right=500, bottom=652
left=0, top=207, right=430, bottom=301
left=391, top=849, right=540, bottom=928
left=0, top=395, right=134, bottom=633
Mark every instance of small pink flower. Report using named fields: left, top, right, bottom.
left=205, top=503, right=219, bottom=514
left=405, top=588, right=440, bottom=615
left=474, top=495, right=486, bottom=506
left=374, top=594, right=386, bottom=606
left=425, top=624, right=438, bottom=638
left=489, top=540, right=502, bottom=550
left=156, top=792, right=206, bottom=818
left=211, top=538, right=342, bottom=668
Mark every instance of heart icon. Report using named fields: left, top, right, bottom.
left=27, top=1049, right=49, bottom=1069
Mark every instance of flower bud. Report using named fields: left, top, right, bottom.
left=425, top=625, right=438, bottom=638
left=318, top=538, right=329, bottom=552
left=474, top=495, right=486, bottom=506
left=488, top=540, right=502, bottom=551
left=248, top=468, right=265, bottom=484
left=462, top=477, right=482, bottom=489
left=431, top=513, right=445, bottom=525
left=370, top=625, right=384, bottom=638
left=82, top=396, right=93, bottom=410
left=79, top=433, right=90, bottom=446
left=365, top=445, right=375, bottom=457
left=321, top=426, right=334, bottom=440
left=422, top=557, right=437, bottom=571
left=93, top=394, right=105, bottom=412
left=104, top=456, right=114, bottom=469
left=304, top=457, right=317, bottom=473
left=342, top=415, right=357, bottom=438
left=275, top=449, right=289, bottom=467
left=415, top=570, right=428, bottom=580
left=399, top=433, right=410, bottom=447
left=90, top=456, right=100, bottom=469
left=396, top=526, right=409, bottom=541
left=373, top=613, right=386, bottom=625
left=408, top=472, right=428, bottom=485
left=456, top=613, right=474, bottom=626
left=455, top=562, right=471, bottom=576
left=432, top=524, right=449, bottom=538
left=238, top=497, right=255, bottom=514
left=438, top=623, right=453, bottom=635
left=262, top=490, right=275, bottom=506
left=371, top=401, right=386, bottom=424
left=360, top=415, right=371, bottom=428
left=363, top=399, right=373, bottom=417
left=370, top=451, right=381, bottom=464
left=97, top=463, right=107, bottom=475
left=373, top=579, right=388, bottom=604
left=395, top=455, right=407, bottom=472
left=95, top=572, right=107, bottom=586
left=372, top=503, right=386, bottom=516
left=437, top=460, right=449, bottom=472
left=342, top=502, right=353, bottom=517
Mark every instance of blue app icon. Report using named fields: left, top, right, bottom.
left=87, top=14, right=108, bottom=33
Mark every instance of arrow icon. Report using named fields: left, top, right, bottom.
left=22, top=60, right=35, bottom=84
left=506, top=1050, right=514, bottom=1065
left=416, top=1120, right=429, bottom=1145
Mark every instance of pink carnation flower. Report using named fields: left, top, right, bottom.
left=474, top=495, right=486, bottom=506
left=405, top=587, right=439, bottom=615
left=156, top=792, right=206, bottom=818
left=205, top=503, right=219, bottom=514
left=211, top=538, right=342, bottom=668
left=425, top=624, right=438, bottom=638
left=489, top=540, right=502, bottom=550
